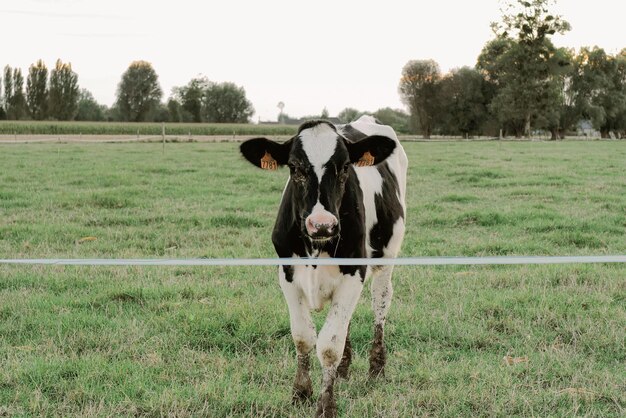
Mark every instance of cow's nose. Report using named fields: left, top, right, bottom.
left=305, top=213, right=338, bottom=237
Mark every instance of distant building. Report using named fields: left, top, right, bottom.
left=577, top=120, right=600, bottom=138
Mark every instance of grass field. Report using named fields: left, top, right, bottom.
left=0, top=140, right=624, bottom=417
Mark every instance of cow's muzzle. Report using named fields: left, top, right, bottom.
left=305, top=212, right=339, bottom=241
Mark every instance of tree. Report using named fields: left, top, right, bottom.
left=172, top=76, right=210, bottom=122
left=438, top=67, right=489, bottom=137
left=170, top=77, right=254, bottom=123
left=75, top=88, right=106, bottom=121
left=617, top=49, right=626, bottom=137
left=337, top=107, right=361, bottom=123
left=372, top=108, right=410, bottom=134
left=166, top=98, right=184, bottom=122
left=26, top=60, right=49, bottom=120
left=572, top=47, right=626, bottom=138
left=115, top=60, right=162, bottom=122
left=476, top=37, right=521, bottom=136
left=202, top=82, right=254, bottom=123
left=3, top=66, right=12, bottom=117
left=152, top=103, right=171, bottom=123
left=477, top=40, right=528, bottom=137
left=48, top=59, right=79, bottom=120
left=398, top=59, right=442, bottom=138
left=0, top=73, right=4, bottom=120
left=484, top=0, right=571, bottom=137
left=7, top=68, right=27, bottom=120
left=320, top=107, right=330, bottom=119
left=544, top=47, right=577, bottom=139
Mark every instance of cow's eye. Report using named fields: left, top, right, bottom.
left=337, top=163, right=350, bottom=182
left=289, top=164, right=306, bottom=182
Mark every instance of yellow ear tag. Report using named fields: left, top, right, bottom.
left=260, top=151, right=278, bottom=170
left=356, top=151, right=375, bottom=167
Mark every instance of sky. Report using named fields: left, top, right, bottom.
left=2, top=0, right=625, bottom=122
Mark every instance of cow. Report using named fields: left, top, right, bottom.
left=239, top=115, right=407, bottom=417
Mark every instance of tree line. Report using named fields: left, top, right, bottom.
left=0, top=60, right=254, bottom=124
left=398, top=0, right=626, bottom=139
left=2, top=0, right=623, bottom=138
left=2, top=59, right=79, bottom=121
left=0, top=54, right=412, bottom=132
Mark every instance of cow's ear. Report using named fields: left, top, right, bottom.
left=347, top=135, right=396, bottom=167
left=240, top=137, right=291, bottom=170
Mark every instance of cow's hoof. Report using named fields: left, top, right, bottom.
left=315, top=391, right=337, bottom=418
left=368, top=344, right=386, bottom=379
left=292, top=382, right=313, bottom=404
left=292, top=387, right=313, bottom=404
left=368, top=364, right=385, bottom=379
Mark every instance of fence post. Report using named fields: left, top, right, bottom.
left=162, top=122, right=165, bottom=153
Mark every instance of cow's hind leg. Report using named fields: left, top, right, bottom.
left=369, top=265, right=394, bottom=378
left=280, top=268, right=316, bottom=403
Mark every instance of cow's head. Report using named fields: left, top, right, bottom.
left=240, top=120, right=396, bottom=245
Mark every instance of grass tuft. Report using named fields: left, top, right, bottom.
left=208, top=214, right=265, bottom=228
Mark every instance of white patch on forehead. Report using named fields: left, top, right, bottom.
left=299, top=124, right=338, bottom=180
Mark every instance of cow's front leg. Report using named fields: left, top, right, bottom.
left=280, top=266, right=316, bottom=403
left=369, top=265, right=394, bottom=378
left=315, top=272, right=364, bottom=418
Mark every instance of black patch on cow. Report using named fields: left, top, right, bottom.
left=297, top=120, right=337, bottom=134
left=369, top=162, right=404, bottom=259
left=282, top=265, right=294, bottom=283
left=333, top=171, right=368, bottom=281
left=240, top=137, right=293, bottom=168
left=346, top=135, right=396, bottom=166
left=272, top=181, right=309, bottom=258
left=341, top=124, right=368, bottom=142
left=339, top=264, right=367, bottom=281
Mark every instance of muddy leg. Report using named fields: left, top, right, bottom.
left=369, top=266, right=393, bottom=378
left=293, top=349, right=313, bottom=403
left=315, top=273, right=363, bottom=418
left=315, top=365, right=337, bottom=418
left=336, top=323, right=352, bottom=379
left=369, top=323, right=386, bottom=378
left=279, top=267, right=316, bottom=403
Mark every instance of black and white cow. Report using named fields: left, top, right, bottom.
left=240, top=115, right=407, bottom=417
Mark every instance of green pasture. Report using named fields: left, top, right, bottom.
left=0, top=141, right=624, bottom=416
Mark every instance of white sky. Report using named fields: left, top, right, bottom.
left=2, top=0, right=625, bottom=122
